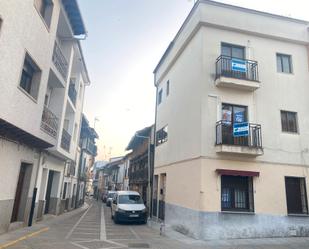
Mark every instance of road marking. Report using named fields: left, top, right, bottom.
left=70, top=241, right=89, bottom=249
left=0, top=227, right=49, bottom=249
left=100, top=203, right=107, bottom=240
left=129, top=227, right=141, bottom=240
left=66, top=203, right=93, bottom=239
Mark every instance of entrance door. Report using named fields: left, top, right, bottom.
left=44, top=170, right=54, bottom=214
left=159, top=174, right=166, bottom=221
left=71, top=184, right=76, bottom=208
left=11, top=164, right=27, bottom=222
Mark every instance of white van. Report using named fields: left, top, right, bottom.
left=111, top=191, right=147, bottom=224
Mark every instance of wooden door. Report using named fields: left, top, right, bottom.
left=11, top=165, right=27, bottom=222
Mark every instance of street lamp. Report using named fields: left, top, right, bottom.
left=135, top=133, right=151, bottom=219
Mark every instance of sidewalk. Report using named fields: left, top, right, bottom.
left=148, top=219, right=309, bottom=249
left=0, top=203, right=89, bottom=248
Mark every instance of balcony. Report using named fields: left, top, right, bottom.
left=129, top=168, right=148, bottom=184
left=61, top=129, right=71, bottom=152
left=68, top=82, right=77, bottom=106
left=52, top=42, right=68, bottom=81
left=215, top=120, right=263, bottom=156
left=215, top=55, right=260, bottom=91
left=41, top=106, right=59, bottom=138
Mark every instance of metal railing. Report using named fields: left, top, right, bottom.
left=52, top=42, right=68, bottom=81
left=41, top=106, right=58, bottom=138
left=61, top=129, right=71, bottom=152
left=215, top=55, right=259, bottom=82
left=68, top=83, right=77, bottom=106
left=129, top=168, right=148, bottom=183
left=216, top=120, right=262, bottom=148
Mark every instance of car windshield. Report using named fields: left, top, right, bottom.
left=118, top=195, right=143, bottom=204
left=108, top=193, right=115, bottom=198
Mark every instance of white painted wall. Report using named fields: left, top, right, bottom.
left=154, top=0, right=309, bottom=168
left=0, top=139, right=39, bottom=201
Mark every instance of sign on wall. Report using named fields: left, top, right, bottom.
left=233, top=122, right=249, bottom=137
left=231, top=59, right=247, bottom=73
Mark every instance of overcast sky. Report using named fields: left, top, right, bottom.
left=78, top=0, right=308, bottom=161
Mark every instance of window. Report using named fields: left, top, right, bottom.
left=222, top=103, right=247, bottom=123
left=19, top=53, right=41, bottom=99
left=35, top=0, right=54, bottom=28
left=221, top=43, right=245, bottom=59
left=221, top=175, right=254, bottom=212
left=166, top=81, right=170, bottom=96
left=158, top=89, right=163, bottom=105
left=277, top=53, right=292, bottom=73
left=281, top=111, right=298, bottom=133
left=156, top=125, right=168, bottom=146
left=285, top=177, right=308, bottom=214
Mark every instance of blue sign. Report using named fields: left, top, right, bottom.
left=231, top=59, right=247, bottom=73
left=234, top=111, right=245, bottom=123
left=233, top=122, right=249, bottom=137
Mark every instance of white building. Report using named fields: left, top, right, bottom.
left=0, top=0, right=89, bottom=234
left=153, top=0, right=309, bottom=240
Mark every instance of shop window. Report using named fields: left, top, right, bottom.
left=277, top=53, right=292, bottom=73
left=281, top=111, right=298, bottom=133
left=158, top=89, right=163, bottom=105
left=156, top=125, right=168, bottom=146
left=19, top=53, right=41, bottom=100
left=285, top=177, right=308, bottom=214
left=35, top=0, right=54, bottom=28
left=221, top=175, right=254, bottom=212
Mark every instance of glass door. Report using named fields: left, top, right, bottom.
left=222, top=103, right=248, bottom=146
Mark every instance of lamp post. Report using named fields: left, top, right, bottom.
left=135, top=133, right=151, bottom=218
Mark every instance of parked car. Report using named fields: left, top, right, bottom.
left=111, top=191, right=147, bottom=224
left=106, top=191, right=117, bottom=207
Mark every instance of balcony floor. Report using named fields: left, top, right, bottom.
left=215, top=144, right=264, bottom=156
left=215, top=76, right=260, bottom=91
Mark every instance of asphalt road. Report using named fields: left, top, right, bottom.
left=2, top=199, right=309, bottom=249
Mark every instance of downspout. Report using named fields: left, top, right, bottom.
left=151, top=74, right=159, bottom=218
left=75, top=147, right=84, bottom=208
left=28, top=149, right=43, bottom=226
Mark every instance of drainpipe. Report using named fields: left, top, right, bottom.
left=75, top=147, right=84, bottom=208
left=28, top=150, right=43, bottom=226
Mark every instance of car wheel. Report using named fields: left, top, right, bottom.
left=113, top=214, right=118, bottom=224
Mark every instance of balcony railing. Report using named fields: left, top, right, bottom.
left=41, top=106, right=58, bottom=138
left=68, top=83, right=77, bottom=106
left=215, top=55, right=259, bottom=82
left=52, top=42, right=68, bottom=81
left=61, top=129, right=71, bottom=152
left=216, top=120, right=262, bottom=148
left=129, top=168, right=148, bottom=183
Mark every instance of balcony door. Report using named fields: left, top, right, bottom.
left=221, top=43, right=245, bottom=59
left=222, top=103, right=248, bottom=146
left=221, top=43, right=246, bottom=79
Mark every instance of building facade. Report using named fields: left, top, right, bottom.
left=0, top=0, right=89, bottom=234
left=126, top=126, right=154, bottom=209
left=153, top=0, right=309, bottom=240
left=76, top=115, right=98, bottom=206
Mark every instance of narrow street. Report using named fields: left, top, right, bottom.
left=2, top=199, right=309, bottom=249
